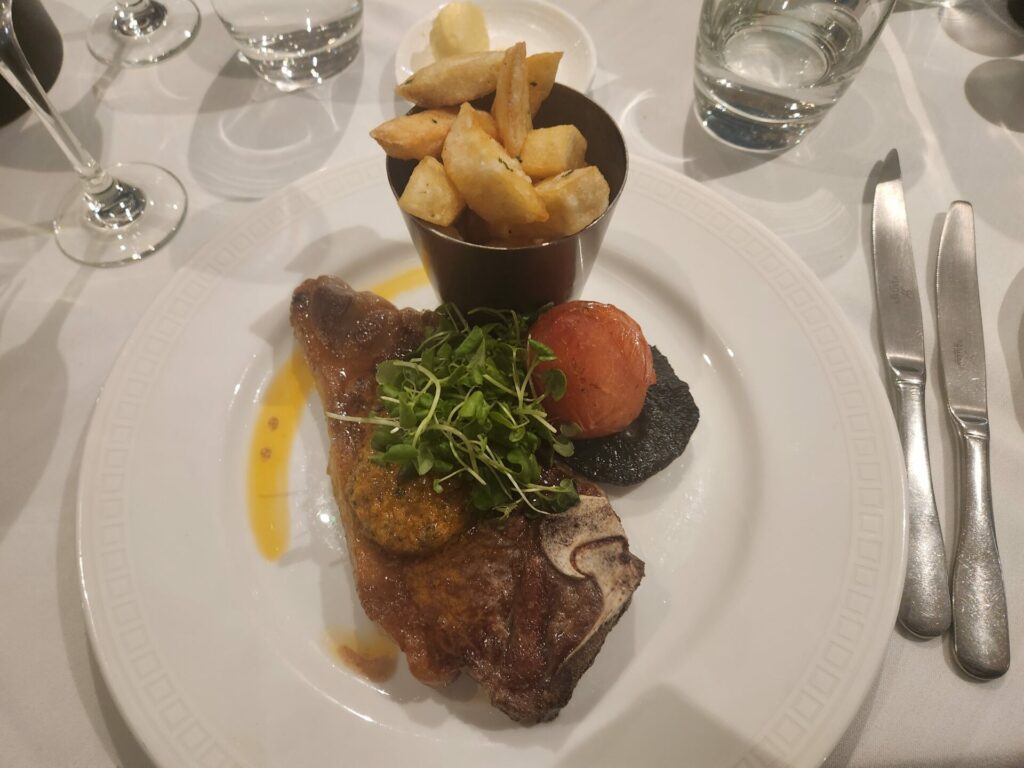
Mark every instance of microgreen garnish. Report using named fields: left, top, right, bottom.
left=328, top=305, right=578, bottom=517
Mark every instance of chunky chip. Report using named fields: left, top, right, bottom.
left=533, top=166, right=609, bottom=237
left=442, top=103, right=548, bottom=225
left=395, top=50, right=505, bottom=107
left=398, top=156, right=466, bottom=226
left=370, top=107, right=497, bottom=161
left=489, top=166, right=609, bottom=241
left=526, top=52, right=563, bottom=116
left=471, top=108, right=499, bottom=140
left=492, top=42, right=532, bottom=157
left=520, top=125, right=587, bottom=180
left=370, top=109, right=458, bottom=160
left=382, top=46, right=586, bottom=236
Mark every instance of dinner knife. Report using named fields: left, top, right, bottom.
left=935, top=201, right=1010, bottom=679
left=871, top=150, right=951, bottom=638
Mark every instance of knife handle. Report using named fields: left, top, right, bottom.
left=892, top=377, right=952, bottom=637
left=951, top=420, right=1010, bottom=679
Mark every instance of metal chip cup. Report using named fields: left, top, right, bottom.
left=387, top=84, right=628, bottom=313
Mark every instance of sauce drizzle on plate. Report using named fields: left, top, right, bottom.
left=325, top=627, right=400, bottom=682
left=246, top=266, right=429, bottom=561
left=246, top=350, right=314, bottom=560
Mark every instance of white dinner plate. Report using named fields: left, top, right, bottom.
left=78, top=156, right=905, bottom=768
left=394, top=0, right=597, bottom=91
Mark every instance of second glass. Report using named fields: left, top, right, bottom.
left=212, top=0, right=363, bottom=91
left=694, top=0, right=896, bottom=152
left=88, top=0, right=200, bottom=66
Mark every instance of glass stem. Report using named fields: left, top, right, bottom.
left=0, top=13, right=112, bottom=197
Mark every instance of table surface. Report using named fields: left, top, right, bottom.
left=2, top=1, right=1023, bottom=766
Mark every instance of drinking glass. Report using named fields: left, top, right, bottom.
left=1, top=2, right=186, bottom=265
left=212, top=0, right=362, bottom=91
left=88, top=0, right=200, bottom=66
left=694, top=0, right=897, bottom=151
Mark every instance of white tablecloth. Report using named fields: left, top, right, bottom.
left=1, top=1, right=1022, bottom=765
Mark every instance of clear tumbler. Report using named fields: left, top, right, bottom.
left=212, top=0, right=362, bottom=91
left=694, top=0, right=896, bottom=151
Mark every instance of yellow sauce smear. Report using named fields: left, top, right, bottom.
left=246, top=349, right=315, bottom=560
left=325, top=626, right=400, bottom=682
left=247, top=266, right=428, bottom=561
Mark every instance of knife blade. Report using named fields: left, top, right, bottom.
left=936, top=200, right=1010, bottom=679
left=871, top=149, right=951, bottom=637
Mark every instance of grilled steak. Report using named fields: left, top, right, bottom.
left=290, top=276, right=644, bottom=723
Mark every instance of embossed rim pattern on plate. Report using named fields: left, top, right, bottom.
left=78, top=156, right=905, bottom=768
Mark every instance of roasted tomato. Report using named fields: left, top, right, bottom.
left=529, top=301, right=656, bottom=438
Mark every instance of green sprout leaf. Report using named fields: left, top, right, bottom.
left=528, top=338, right=557, bottom=361
left=329, top=303, right=580, bottom=517
left=376, top=359, right=403, bottom=387
left=541, top=368, right=567, bottom=401
left=559, top=421, right=582, bottom=438
left=415, top=443, right=435, bottom=476
left=552, top=435, right=575, bottom=458
left=378, top=443, right=417, bottom=464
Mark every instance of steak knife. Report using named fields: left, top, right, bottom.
left=936, top=201, right=1010, bottom=679
left=871, top=150, right=951, bottom=637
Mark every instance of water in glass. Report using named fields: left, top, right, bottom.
left=694, top=0, right=894, bottom=151
left=215, top=0, right=363, bottom=90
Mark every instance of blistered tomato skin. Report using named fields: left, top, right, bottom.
left=529, top=301, right=656, bottom=438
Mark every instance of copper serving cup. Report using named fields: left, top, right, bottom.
left=386, top=83, right=628, bottom=313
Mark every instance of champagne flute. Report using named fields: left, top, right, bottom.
left=1, top=2, right=186, bottom=266
left=88, top=0, right=200, bottom=66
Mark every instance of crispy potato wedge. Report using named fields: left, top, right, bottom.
left=395, top=50, right=505, bottom=107
left=492, top=42, right=532, bottom=157
left=526, top=52, right=563, bottom=116
left=370, top=109, right=458, bottom=160
left=533, top=166, right=609, bottom=237
left=471, top=109, right=499, bottom=140
left=442, top=103, right=548, bottom=225
left=370, top=107, right=494, bottom=160
left=520, top=125, right=587, bottom=180
left=398, top=156, right=466, bottom=226
left=493, top=165, right=609, bottom=240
